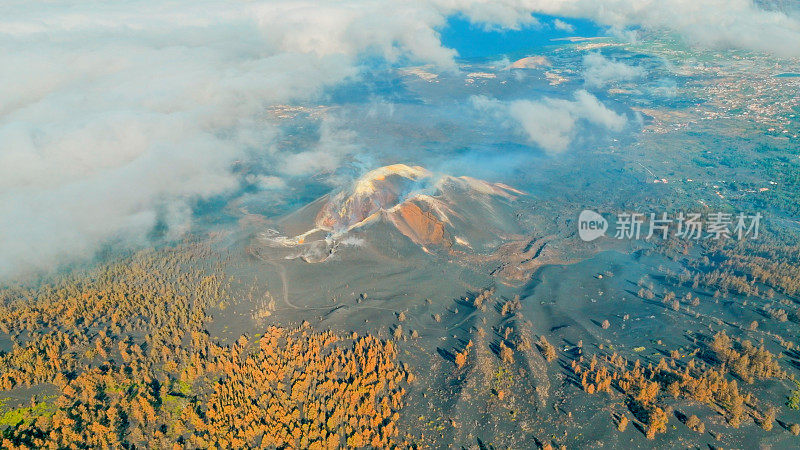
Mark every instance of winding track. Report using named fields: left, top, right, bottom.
left=261, top=258, right=332, bottom=311
left=252, top=242, right=478, bottom=334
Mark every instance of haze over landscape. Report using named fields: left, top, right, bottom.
left=2, top=0, right=800, bottom=448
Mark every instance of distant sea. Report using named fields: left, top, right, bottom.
left=439, top=14, right=603, bottom=59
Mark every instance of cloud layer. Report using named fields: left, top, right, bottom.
left=527, top=0, right=800, bottom=57
left=0, top=0, right=462, bottom=278
left=1, top=0, right=799, bottom=279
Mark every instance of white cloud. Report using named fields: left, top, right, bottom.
left=472, top=90, right=626, bottom=153
left=247, top=175, right=287, bottom=191
left=582, top=52, right=645, bottom=88
left=436, top=0, right=800, bottom=54
left=279, top=118, right=361, bottom=177
left=553, top=19, right=575, bottom=32
left=526, top=0, right=800, bottom=57
left=1, top=0, right=799, bottom=279
left=0, top=0, right=501, bottom=279
left=649, top=78, right=679, bottom=98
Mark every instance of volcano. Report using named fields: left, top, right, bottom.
left=258, top=164, right=527, bottom=262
